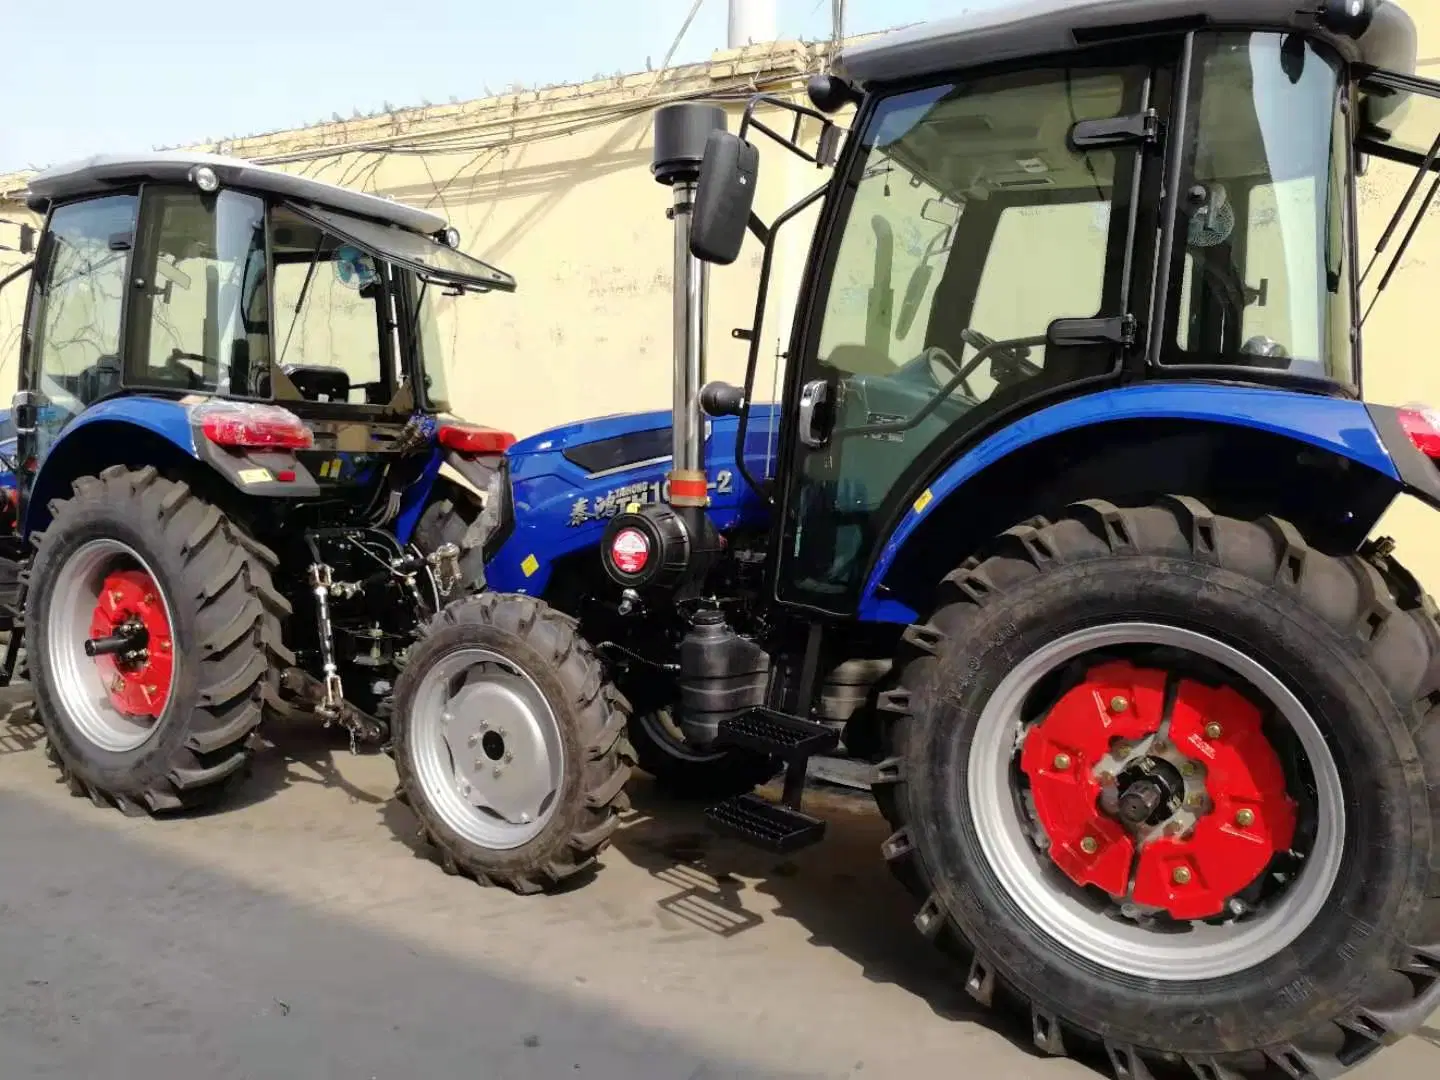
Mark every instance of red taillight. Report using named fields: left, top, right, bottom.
left=1399, top=405, right=1440, bottom=459
left=196, top=403, right=313, bottom=451
left=438, top=423, right=516, bottom=456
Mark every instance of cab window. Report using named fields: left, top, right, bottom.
left=126, top=188, right=270, bottom=397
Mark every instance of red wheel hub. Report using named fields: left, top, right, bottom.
left=1018, top=661, right=1297, bottom=921
left=88, top=568, right=174, bottom=719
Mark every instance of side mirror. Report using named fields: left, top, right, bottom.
left=19, top=224, right=35, bottom=255
left=691, top=130, right=759, bottom=266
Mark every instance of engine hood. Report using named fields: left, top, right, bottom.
left=508, top=408, right=676, bottom=459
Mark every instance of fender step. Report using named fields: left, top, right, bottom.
left=713, top=709, right=839, bottom=760
left=704, top=792, right=826, bottom=854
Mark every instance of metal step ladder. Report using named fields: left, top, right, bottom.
left=702, top=708, right=840, bottom=853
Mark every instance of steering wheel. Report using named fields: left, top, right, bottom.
left=960, top=327, right=1043, bottom=383
left=920, top=345, right=977, bottom=400
left=161, top=350, right=210, bottom=389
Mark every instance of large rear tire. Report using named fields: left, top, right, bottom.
left=877, top=497, right=1440, bottom=1078
left=413, top=484, right=487, bottom=591
left=390, top=593, right=633, bottom=894
left=29, top=467, right=290, bottom=815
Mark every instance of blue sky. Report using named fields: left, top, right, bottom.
left=0, top=0, right=992, bottom=172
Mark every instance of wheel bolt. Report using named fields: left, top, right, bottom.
left=1109, top=696, right=1129, bottom=713
left=1052, top=753, right=1072, bottom=771
left=492, top=767, right=503, bottom=778
left=1080, top=836, right=1099, bottom=854
left=503, top=752, right=514, bottom=764
left=1204, top=721, right=1223, bottom=740
left=467, top=734, right=479, bottom=748
left=1235, top=808, right=1256, bottom=827
left=1172, top=866, right=1192, bottom=885
left=1181, top=760, right=1199, bottom=777
left=1114, top=741, right=1132, bottom=757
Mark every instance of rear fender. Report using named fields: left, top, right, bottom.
left=26, top=399, right=201, bottom=537
left=859, top=383, right=1409, bottom=624
left=26, top=397, right=320, bottom=536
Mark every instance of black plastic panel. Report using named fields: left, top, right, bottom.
left=562, top=426, right=673, bottom=475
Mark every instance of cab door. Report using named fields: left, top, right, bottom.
left=773, top=56, right=1161, bottom=615
left=14, top=194, right=139, bottom=513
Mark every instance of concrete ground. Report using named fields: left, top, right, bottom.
left=0, top=694, right=1436, bottom=1080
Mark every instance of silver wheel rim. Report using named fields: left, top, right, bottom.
left=46, top=539, right=174, bottom=753
left=408, top=646, right=565, bottom=849
left=968, top=622, right=1345, bottom=981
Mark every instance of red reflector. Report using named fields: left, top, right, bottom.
left=438, top=423, right=516, bottom=455
left=610, top=528, right=650, bottom=575
left=196, top=403, right=313, bottom=450
left=276, top=469, right=296, bottom=483
left=1399, top=405, right=1440, bottom=459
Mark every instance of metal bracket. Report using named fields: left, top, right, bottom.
left=1069, top=109, right=1159, bottom=150
left=1047, top=314, right=1138, bottom=348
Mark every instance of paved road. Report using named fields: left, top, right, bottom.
left=0, top=697, right=1436, bottom=1080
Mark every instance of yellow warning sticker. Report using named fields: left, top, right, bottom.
left=913, top=488, right=934, bottom=514
left=520, top=554, right=540, bottom=577
left=319, top=457, right=344, bottom=479
left=237, top=467, right=272, bottom=485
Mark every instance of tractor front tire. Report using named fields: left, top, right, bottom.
left=877, top=498, right=1440, bottom=1079
left=29, top=467, right=289, bottom=815
left=390, top=593, right=634, bottom=894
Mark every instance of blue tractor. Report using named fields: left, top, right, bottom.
left=390, top=0, right=1440, bottom=1075
left=0, top=152, right=515, bottom=809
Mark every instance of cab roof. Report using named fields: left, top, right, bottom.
left=832, top=0, right=1417, bottom=88
left=25, top=150, right=448, bottom=236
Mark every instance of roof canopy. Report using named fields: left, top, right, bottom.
left=833, top=0, right=1417, bottom=88
left=25, top=151, right=448, bottom=236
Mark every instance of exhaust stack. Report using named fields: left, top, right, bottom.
left=652, top=104, right=728, bottom=510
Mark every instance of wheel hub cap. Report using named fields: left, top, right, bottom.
left=440, top=675, right=558, bottom=826
left=1019, top=661, right=1296, bottom=920
left=88, top=568, right=174, bottom=719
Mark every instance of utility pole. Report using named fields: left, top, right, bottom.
left=727, top=0, right=776, bottom=48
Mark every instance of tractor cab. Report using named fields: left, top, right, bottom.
left=691, top=0, right=1440, bottom=619
left=9, top=152, right=514, bottom=532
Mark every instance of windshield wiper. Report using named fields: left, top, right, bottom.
left=1361, top=126, right=1440, bottom=324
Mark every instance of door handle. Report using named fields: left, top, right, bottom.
left=10, top=390, right=38, bottom=436
left=798, top=379, right=831, bottom=449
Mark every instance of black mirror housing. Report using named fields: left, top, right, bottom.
left=691, top=130, right=759, bottom=266
left=1319, top=0, right=1376, bottom=38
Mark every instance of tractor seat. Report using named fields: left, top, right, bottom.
left=282, top=365, right=351, bottom=403
left=77, top=355, right=122, bottom=406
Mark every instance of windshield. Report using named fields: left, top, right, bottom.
left=1161, top=33, right=1352, bottom=383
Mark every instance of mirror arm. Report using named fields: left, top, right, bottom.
left=738, top=94, right=837, bottom=167
left=0, top=260, right=33, bottom=295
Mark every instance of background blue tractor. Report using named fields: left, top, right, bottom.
left=389, top=1, right=1440, bottom=1076
left=0, top=152, right=515, bottom=812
